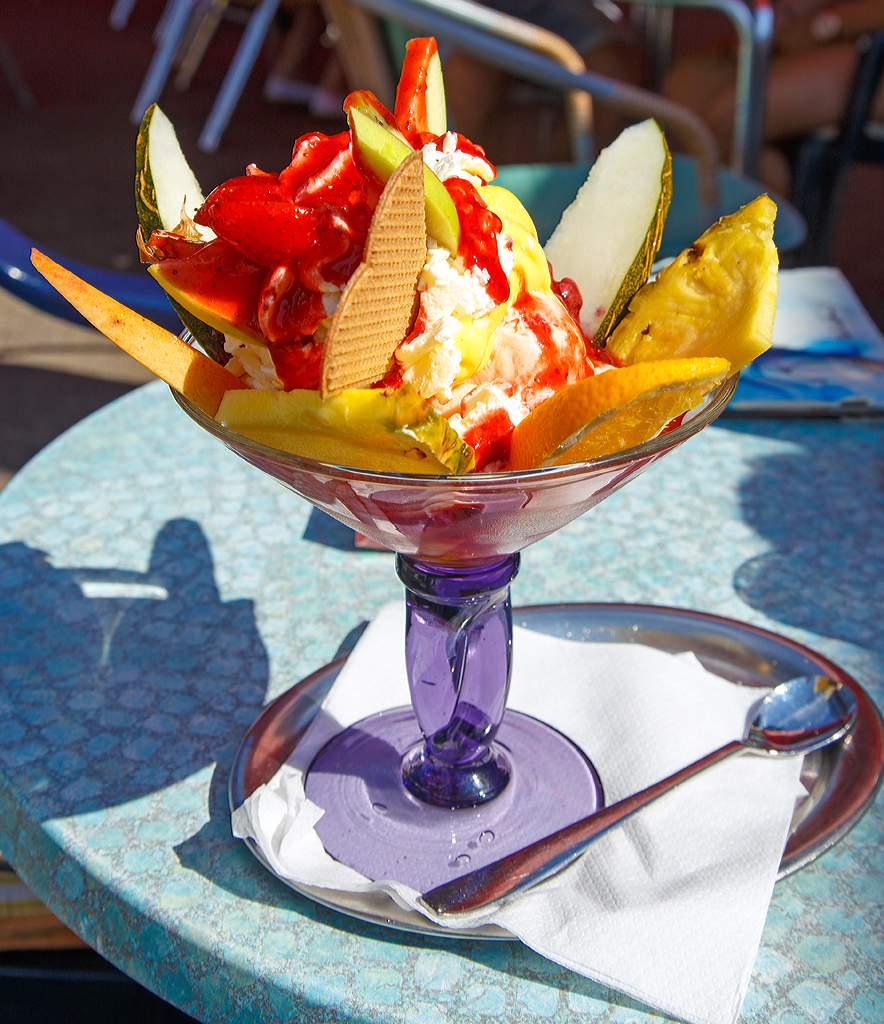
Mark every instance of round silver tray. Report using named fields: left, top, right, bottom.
left=229, top=603, right=883, bottom=940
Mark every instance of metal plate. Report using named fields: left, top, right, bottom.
left=229, top=604, right=883, bottom=940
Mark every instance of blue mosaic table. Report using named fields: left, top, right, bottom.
left=0, top=381, right=881, bottom=1024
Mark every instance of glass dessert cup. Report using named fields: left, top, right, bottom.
left=174, top=375, right=738, bottom=892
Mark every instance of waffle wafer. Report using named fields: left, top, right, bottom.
left=320, top=150, right=427, bottom=398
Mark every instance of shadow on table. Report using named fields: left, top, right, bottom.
left=0, top=517, right=269, bottom=821
left=721, top=418, right=884, bottom=658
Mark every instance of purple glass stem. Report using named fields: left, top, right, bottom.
left=396, top=554, right=520, bottom=808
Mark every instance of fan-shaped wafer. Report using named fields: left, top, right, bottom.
left=320, top=150, right=427, bottom=398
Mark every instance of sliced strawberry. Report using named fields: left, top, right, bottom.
left=279, top=131, right=351, bottom=197
left=343, top=90, right=398, bottom=129
left=299, top=206, right=370, bottom=291
left=292, top=145, right=363, bottom=207
left=258, top=263, right=328, bottom=345
left=198, top=174, right=289, bottom=211
left=200, top=201, right=323, bottom=267
left=394, top=37, right=445, bottom=146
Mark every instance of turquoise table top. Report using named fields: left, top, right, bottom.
left=0, top=381, right=881, bottom=1023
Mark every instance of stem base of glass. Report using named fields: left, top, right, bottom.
left=305, top=707, right=603, bottom=893
left=399, top=738, right=510, bottom=808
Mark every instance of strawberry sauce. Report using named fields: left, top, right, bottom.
left=146, top=113, right=589, bottom=424
left=394, top=37, right=439, bottom=147
left=444, top=178, right=510, bottom=304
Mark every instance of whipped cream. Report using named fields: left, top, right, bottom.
left=447, top=382, right=527, bottom=437
left=223, top=337, right=284, bottom=390
left=421, top=132, right=494, bottom=186
left=398, top=243, right=501, bottom=401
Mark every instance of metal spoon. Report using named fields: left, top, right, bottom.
left=421, top=674, right=858, bottom=916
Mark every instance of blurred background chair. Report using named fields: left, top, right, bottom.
left=114, top=0, right=808, bottom=254
left=627, top=0, right=774, bottom=178
left=788, top=28, right=884, bottom=266
left=494, top=153, right=805, bottom=255
left=124, top=0, right=774, bottom=179
left=125, top=0, right=719, bottom=169
left=127, top=0, right=267, bottom=133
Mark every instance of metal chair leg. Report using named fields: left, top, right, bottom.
left=198, top=0, right=282, bottom=152
left=0, top=35, right=35, bottom=108
left=790, top=30, right=884, bottom=265
left=130, top=0, right=198, bottom=124
left=109, top=0, right=142, bottom=30
left=174, top=0, right=232, bottom=91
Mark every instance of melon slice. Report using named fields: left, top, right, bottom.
left=543, top=119, right=672, bottom=346
left=148, top=240, right=268, bottom=348
left=136, top=104, right=210, bottom=239
left=136, top=104, right=229, bottom=362
left=348, top=105, right=460, bottom=253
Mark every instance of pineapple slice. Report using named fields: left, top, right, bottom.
left=606, top=195, right=778, bottom=373
left=216, top=385, right=476, bottom=474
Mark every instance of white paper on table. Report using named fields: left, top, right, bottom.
left=233, top=602, right=806, bottom=1024
left=770, top=267, right=884, bottom=356
left=731, top=266, right=884, bottom=411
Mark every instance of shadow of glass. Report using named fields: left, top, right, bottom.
left=0, top=518, right=269, bottom=820
left=0, top=505, right=686, bottom=1008
left=302, top=506, right=393, bottom=555
left=722, top=419, right=883, bottom=651
left=302, top=507, right=358, bottom=550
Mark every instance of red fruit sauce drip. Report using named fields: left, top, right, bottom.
left=660, top=411, right=688, bottom=435
left=548, top=269, right=622, bottom=368
left=516, top=296, right=586, bottom=388
left=272, top=339, right=324, bottom=391
left=445, top=178, right=510, bottom=305
left=551, top=272, right=582, bottom=323
left=463, top=407, right=514, bottom=472
left=588, top=342, right=622, bottom=367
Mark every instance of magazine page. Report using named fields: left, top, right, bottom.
left=731, top=267, right=884, bottom=414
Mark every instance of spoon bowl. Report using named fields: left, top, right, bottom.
left=422, top=674, right=859, bottom=916
left=747, top=675, right=858, bottom=754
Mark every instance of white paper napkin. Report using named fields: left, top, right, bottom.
left=233, top=602, right=806, bottom=1024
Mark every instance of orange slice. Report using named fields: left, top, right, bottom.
left=509, top=357, right=730, bottom=470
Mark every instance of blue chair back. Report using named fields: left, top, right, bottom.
left=0, top=218, right=182, bottom=333
left=495, top=154, right=807, bottom=256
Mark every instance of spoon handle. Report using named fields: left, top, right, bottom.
left=421, top=738, right=745, bottom=916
